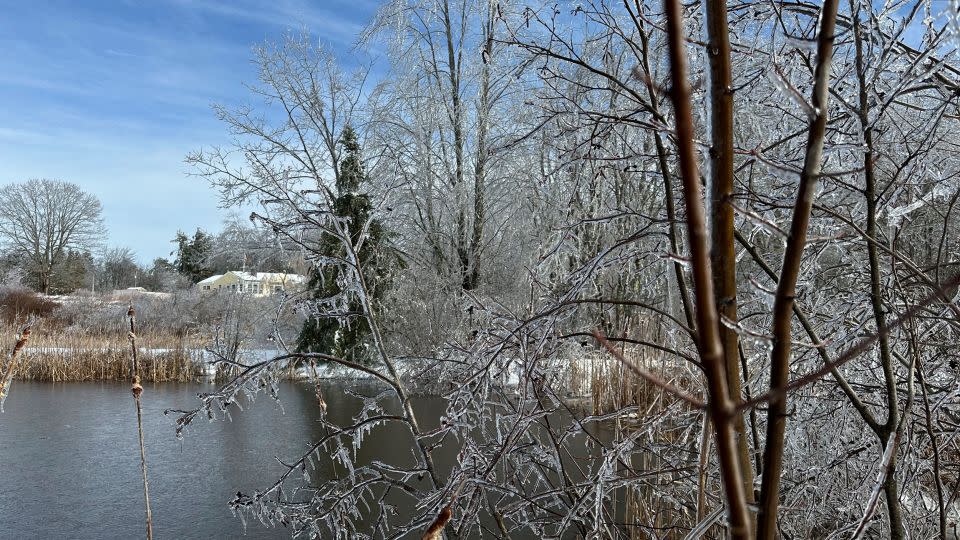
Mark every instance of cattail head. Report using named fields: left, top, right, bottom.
left=12, top=325, right=31, bottom=354
left=421, top=505, right=452, bottom=540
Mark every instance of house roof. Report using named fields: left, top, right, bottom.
left=195, top=271, right=306, bottom=285
left=231, top=271, right=305, bottom=281
left=255, top=272, right=306, bottom=282
left=197, top=274, right=224, bottom=285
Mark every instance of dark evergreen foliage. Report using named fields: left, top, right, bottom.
left=296, top=126, right=397, bottom=364
left=172, top=229, right=213, bottom=283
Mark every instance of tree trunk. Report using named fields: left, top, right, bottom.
left=466, top=0, right=495, bottom=291
left=850, top=2, right=905, bottom=535
left=704, top=0, right=756, bottom=513
left=662, top=1, right=751, bottom=536
left=439, top=0, right=472, bottom=291
left=757, top=1, right=841, bottom=537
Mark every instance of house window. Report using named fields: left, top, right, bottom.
left=203, top=285, right=210, bottom=290
left=273, top=285, right=283, bottom=292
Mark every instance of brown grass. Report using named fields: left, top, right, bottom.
left=567, top=321, right=704, bottom=540
left=0, top=289, right=58, bottom=324
left=3, top=321, right=206, bottom=383
left=570, top=319, right=698, bottom=416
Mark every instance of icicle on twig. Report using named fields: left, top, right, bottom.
left=848, top=433, right=899, bottom=539
left=309, top=359, right=327, bottom=415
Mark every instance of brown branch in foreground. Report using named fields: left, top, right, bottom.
left=128, top=306, right=154, bottom=540
left=662, top=0, right=751, bottom=536
left=0, top=324, right=31, bottom=407
left=704, top=0, right=755, bottom=515
left=757, top=0, right=841, bottom=535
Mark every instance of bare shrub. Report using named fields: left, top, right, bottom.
left=0, top=288, right=58, bottom=324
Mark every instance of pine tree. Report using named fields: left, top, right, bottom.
left=296, top=126, right=397, bottom=364
left=172, top=229, right=213, bottom=283
left=49, top=250, right=94, bottom=294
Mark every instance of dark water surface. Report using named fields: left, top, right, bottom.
left=0, top=380, right=437, bottom=540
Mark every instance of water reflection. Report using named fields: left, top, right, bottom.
left=0, top=381, right=616, bottom=539
left=0, top=381, right=333, bottom=539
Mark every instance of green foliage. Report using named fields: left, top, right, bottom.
left=296, top=126, right=399, bottom=364
left=49, top=250, right=94, bottom=294
left=172, top=229, right=213, bottom=283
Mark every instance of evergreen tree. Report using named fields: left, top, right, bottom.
left=172, top=229, right=213, bottom=282
left=49, top=250, right=94, bottom=294
left=297, top=126, right=396, bottom=364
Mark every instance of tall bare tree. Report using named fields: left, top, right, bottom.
left=0, top=179, right=104, bottom=294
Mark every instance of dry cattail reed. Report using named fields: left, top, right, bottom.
left=0, top=324, right=31, bottom=409
left=421, top=505, right=452, bottom=540
left=128, top=306, right=154, bottom=540
left=421, top=476, right=468, bottom=539
left=2, top=321, right=202, bottom=383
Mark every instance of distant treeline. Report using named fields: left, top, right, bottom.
left=0, top=220, right=304, bottom=295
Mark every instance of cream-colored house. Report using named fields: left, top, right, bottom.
left=196, top=271, right=306, bottom=297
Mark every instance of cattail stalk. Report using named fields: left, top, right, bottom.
left=0, top=325, right=32, bottom=409
left=128, top=306, right=154, bottom=540
left=421, top=505, right=452, bottom=540
left=421, top=476, right=468, bottom=540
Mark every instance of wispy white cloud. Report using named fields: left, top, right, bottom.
left=0, top=0, right=377, bottom=262
left=103, top=48, right=140, bottom=58
left=0, top=127, right=57, bottom=145
left=168, top=0, right=368, bottom=46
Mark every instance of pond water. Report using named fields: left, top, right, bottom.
left=0, top=380, right=456, bottom=539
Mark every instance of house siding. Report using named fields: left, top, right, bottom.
left=195, top=271, right=305, bottom=297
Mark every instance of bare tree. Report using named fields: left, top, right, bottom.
left=0, top=179, right=105, bottom=294
left=100, top=247, right=140, bottom=291
left=365, top=0, right=522, bottom=293
left=172, top=2, right=960, bottom=538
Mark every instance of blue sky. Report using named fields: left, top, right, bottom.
left=0, top=0, right=379, bottom=263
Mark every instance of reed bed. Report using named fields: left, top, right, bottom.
left=570, top=319, right=699, bottom=416
left=566, top=320, right=705, bottom=540
left=3, top=323, right=206, bottom=383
